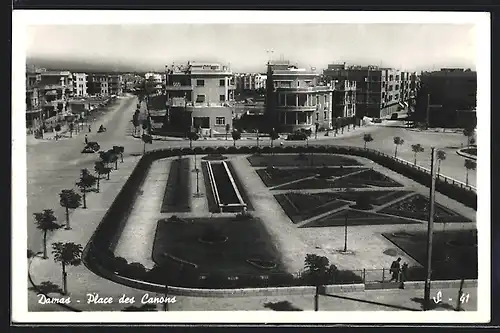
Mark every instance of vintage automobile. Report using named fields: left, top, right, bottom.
left=81, top=142, right=100, bottom=153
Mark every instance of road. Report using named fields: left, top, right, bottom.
left=26, top=107, right=476, bottom=252
left=27, top=95, right=146, bottom=252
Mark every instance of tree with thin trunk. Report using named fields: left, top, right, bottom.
left=269, top=128, right=279, bottom=148
left=463, top=127, right=474, bottom=146
left=314, top=122, right=319, bottom=139
left=94, top=161, right=110, bottom=191
left=52, top=242, right=83, bottom=295
left=108, top=149, right=119, bottom=170
left=363, top=133, right=373, bottom=149
left=33, top=209, right=62, bottom=259
left=411, top=144, right=425, bottom=165
left=59, top=189, right=82, bottom=230
left=225, top=123, right=231, bottom=141
left=187, top=131, right=199, bottom=149
left=231, top=129, right=241, bottom=147
left=68, top=122, right=74, bottom=138
left=464, top=159, right=476, bottom=186
left=393, top=136, right=404, bottom=158
left=113, top=146, right=125, bottom=163
left=76, top=168, right=97, bottom=209
left=437, top=150, right=446, bottom=176
left=142, top=133, right=153, bottom=154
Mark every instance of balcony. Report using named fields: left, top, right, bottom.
left=276, top=105, right=317, bottom=112
left=165, top=85, right=193, bottom=91
left=275, top=86, right=333, bottom=93
left=40, top=84, right=65, bottom=91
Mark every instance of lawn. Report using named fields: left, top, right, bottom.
left=160, top=157, right=191, bottom=213
left=247, top=153, right=361, bottom=167
left=379, top=194, right=473, bottom=223
left=274, top=192, right=350, bottom=224
left=301, top=209, right=421, bottom=228
left=151, top=216, right=286, bottom=275
left=256, top=167, right=366, bottom=188
left=342, top=169, right=404, bottom=187
left=383, top=229, right=478, bottom=280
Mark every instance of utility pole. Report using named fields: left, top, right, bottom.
left=424, top=147, right=437, bottom=310
left=344, top=212, right=348, bottom=252
left=426, top=93, right=430, bottom=128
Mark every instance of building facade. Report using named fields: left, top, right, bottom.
left=72, top=73, right=88, bottom=97
left=266, top=60, right=334, bottom=132
left=87, top=73, right=109, bottom=96
left=108, top=74, right=123, bottom=96
left=234, top=73, right=267, bottom=91
left=26, top=68, right=74, bottom=127
left=415, top=68, right=476, bottom=127
left=164, top=61, right=236, bottom=136
left=332, top=80, right=357, bottom=119
left=323, top=63, right=417, bottom=118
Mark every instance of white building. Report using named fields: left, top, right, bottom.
left=235, top=73, right=267, bottom=91
left=72, top=73, right=88, bottom=97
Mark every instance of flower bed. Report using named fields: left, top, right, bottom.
left=247, top=154, right=361, bottom=167
left=160, top=157, right=191, bottom=213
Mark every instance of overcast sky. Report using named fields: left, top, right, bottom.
left=26, top=24, right=476, bottom=72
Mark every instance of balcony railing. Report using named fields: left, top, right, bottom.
left=165, top=85, right=193, bottom=91
left=276, top=105, right=317, bottom=111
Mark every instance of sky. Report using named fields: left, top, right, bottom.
left=26, top=23, right=477, bottom=73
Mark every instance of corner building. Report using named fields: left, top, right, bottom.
left=165, top=62, right=235, bottom=136
left=266, top=60, right=334, bottom=132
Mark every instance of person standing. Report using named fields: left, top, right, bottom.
left=85, top=134, right=88, bottom=145
left=400, top=262, right=409, bottom=288
left=390, top=257, right=401, bottom=282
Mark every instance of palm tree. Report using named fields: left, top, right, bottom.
left=94, top=161, right=109, bottom=191
left=33, top=209, right=61, bottom=259
left=52, top=242, right=83, bottom=295
left=225, top=123, right=231, bottom=141
left=464, top=159, right=476, bottom=186
left=269, top=128, right=279, bottom=148
left=393, top=136, right=404, bottom=158
left=59, top=189, right=82, bottom=229
left=363, top=133, right=373, bottom=149
left=187, top=131, right=199, bottom=149
left=436, top=150, right=446, bottom=176
left=411, top=144, right=425, bottom=165
left=76, top=168, right=97, bottom=209
left=463, top=127, right=474, bottom=146
left=231, top=129, right=241, bottom=147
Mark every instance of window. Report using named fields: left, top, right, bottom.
left=196, top=95, right=205, bottom=103
left=396, top=75, right=400, bottom=81
left=316, top=113, right=319, bottom=121
left=196, top=79, right=205, bottom=87
left=382, top=92, right=386, bottom=98
left=389, top=85, right=393, bottom=91
left=215, top=117, right=225, bottom=125
left=323, top=111, right=327, bottom=119
left=395, top=85, right=399, bottom=90
left=219, top=79, right=225, bottom=86
left=389, top=75, right=394, bottom=81
left=219, top=95, right=225, bottom=102
left=395, top=94, right=399, bottom=99
left=382, top=82, right=385, bottom=87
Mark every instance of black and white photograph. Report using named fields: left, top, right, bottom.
left=11, top=10, right=490, bottom=324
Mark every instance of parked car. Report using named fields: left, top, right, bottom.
left=82, top=142, right=100, bottom=153
left=390, top=113, right=399, bottom=120
left=286, top=131, right=309, bottom=141
left=372, top=118, right=382, bottom=123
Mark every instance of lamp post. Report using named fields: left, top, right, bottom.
left=424, top=147, right=437, bottom=310
left=343, top=212, right=348, bottom=252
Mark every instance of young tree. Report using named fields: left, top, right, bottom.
left=94, top=161, right=110, bottom=191
left=142, top=133, right=153, bottom=154
left=76, top=168, right=97, bottom=209
left=303, top=254, right=337, bottom=285
left=54, top=124, right=61, bottom=140
left=34, top=209, right=62, bottom=259
left=187, top=131, right=199, bottom=149
left=314, top=122, right=320, bottom=139
left=393, top=136, right=404, bottom=158
left=113, top=146, right=125, bottom=163
left=464, top=159, right=476, bottom=186
left=52, top=242, right=83, bottom=295
left=363, top=133, right=373, bottom=149
left=225, top=123, right=231, bottom=141
left=107, top=149, right=119, bottom=170
left=68, top=122, right=74, bottom=138
left=132, top=112, right=140, bottom=136
left=59, top=189, right=82, bottom=230
left=437, top=150, right=446, bottom=176
left=269, top=128, right=280, bottom=148
left=463, top=127, right=475, bottom=146
left=411, top=144, right=425, bottom=165
left=231, top=129, right=241, bottom=147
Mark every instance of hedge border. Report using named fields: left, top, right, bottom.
left=83, top=145, right=477, bottom=292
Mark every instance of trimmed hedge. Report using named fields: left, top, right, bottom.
left=84, top=145, right=476, bottom=290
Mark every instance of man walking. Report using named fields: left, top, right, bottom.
left=390, top=257, right=401, bottom=282
left=85, top=134, right=88, bottom=145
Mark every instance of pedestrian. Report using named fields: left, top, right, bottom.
left=85, top=135, right=88, bottom=145
left=390, top=257, right=401, bottom=282
left=88, top=124, right=91, bottom=133
left=400, top=262, right=409, bottom=289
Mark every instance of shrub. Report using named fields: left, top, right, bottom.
left=238, top=146, right=251, bottom=154
left=204, top=147, right=215, bottom=154
left=227, top=146, right=238, bottom=154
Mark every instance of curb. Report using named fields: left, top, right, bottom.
left=28, top=253, right=82, bottom=312
left=456, top=148, right=477, bottom=161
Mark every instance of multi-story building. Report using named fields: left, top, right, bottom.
left=266, top=60, right=334, bottom=132
left=108, top=74, right=123, bottom=96
left=144, top=72, right=164, bottom=94
left=235, top=73, right=267, bottom=91
left=415, top=68, right=476, bottom=127
left=72, top=73, right=88, bottom=97
left=87, top=73, right=109, bottom=96
left=324, top=63, right=416, bottom=118
left=164, top=61, right=236, bottom=136
left=331, top=80, right=357, bottom=119
left=26, top=68, right=74, bottom=127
